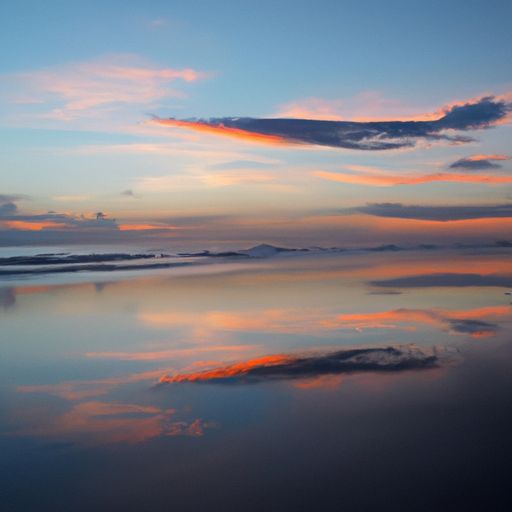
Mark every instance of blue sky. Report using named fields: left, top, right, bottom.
left=0, top=0, right=511, bottom=247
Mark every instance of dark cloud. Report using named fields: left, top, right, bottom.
left=158, top=96, right=511, bottom=150
left=342, top=202, right=512, bottom=221
left=159, top=346, right=439, bottom=385
left=449, top=155, right=509, bottom=170
left=371, top=273, right=512, bottom=289
left=447, top=319, right=498, bottom=337
left=436, top=97, right=509, bottom=130
left=0, top=195, right=118, bottom=228
left=121, top=189, right=135, bottom=197
left=0, top=201, right=18, bottom=217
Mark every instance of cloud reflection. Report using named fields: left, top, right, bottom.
left=136, top=305, right=509, bottom=339
left=159, top=345, right=440, bottom=385
left=18, top=400, right=215, bottom=445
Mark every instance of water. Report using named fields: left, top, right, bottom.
left=1, top=247, right=511, bottom=511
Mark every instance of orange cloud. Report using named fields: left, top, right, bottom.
left=137, top=302, right=511, bottom=341
left=463, top=154, right=510, bottom=162
left=17, top=400, right=215, bottom=445
left=275, top=91, right=512, bottom=123
left=152, top=118, right=294, bottom=146
left=333, top=305, right=510, bottom=337
left=6, top=54, right=207, bottom=124
left=139, top=308, right=329, bottom=336
left=18, top=368, right=167, bottom=400
left=274, top=92, right=444, bottom=122
left=160, top=354, right=293, bottom=383
left=314, top=169, right=512, bottom=187
left=0, top=220, right=69, bottom=231
left=159, top=345, right=440, bottom=385
left=293, top=374, right=344, bottom=390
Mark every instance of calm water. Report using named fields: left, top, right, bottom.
left=1, top=248, right=512, bottom=511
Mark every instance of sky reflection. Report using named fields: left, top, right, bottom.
left=1, top=248, right=511, bottom=510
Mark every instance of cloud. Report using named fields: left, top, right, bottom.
left=371, top=273, right=512, bottom=289
left=0, top=201, right=18, bottom=217
left=0, top=196, right=204, bottom=245
left=334, top=306, right=507, bottom=338
left=0, top=194, right=28, bottom=217
left=449, top=154, right=510, bottom=170
left=2, top=54, right=206, bottom=123
left=18, top=399, right=215, bottom=445
left=136, top=304, right=508, bottom=341
left=159, top=345, right=439, bottom=385
left=274, top=91, right=488, bottom=123
left=153, top=96, right=512, bottom=150
left=18, top=368, right=167, bottom=401
left=446, top=319, right=498, bottom=337
left=341, top=202, right=512, bottom=221
left=314, top=169, right=512, bottom=186
left=0, top=195, right=119, bottom=231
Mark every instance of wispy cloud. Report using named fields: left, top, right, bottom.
left=2, top=54, right=206, bottom=124
left=136, top=305, right=508, bottom=340
left=339, top=202, right=512, bottom=221
left=153, top=95, right=511, bottom=151
left=18, top=368, right=166, bottom=401
left=17, top=399, right=215, bottom=445
left=314, top=168, right=512, bottom=186
left=334, top=306, right=509, bottom=338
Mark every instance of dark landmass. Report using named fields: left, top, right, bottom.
left=177, top=250, right=251, bottom=258
left=365, top=244, right=404, bottom=252
left=0, top=253, right=168, bottom=267
left=176, top=241, right=511, bottom=260
left=0, top=261, right=191, bottom=277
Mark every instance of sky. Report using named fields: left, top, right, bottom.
left=1, top=0, right=511, bottom=248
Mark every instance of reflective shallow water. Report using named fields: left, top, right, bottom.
left=1, top=248, right=511, bottom=511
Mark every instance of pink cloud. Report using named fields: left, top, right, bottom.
left=5, top=54, right=207, bottom=121
left=275, top=90, right=512, bottom=123
left=314, top=165, right=512, bottom=187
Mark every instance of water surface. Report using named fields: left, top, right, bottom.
left=1, top=248, right=511, bottom=511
